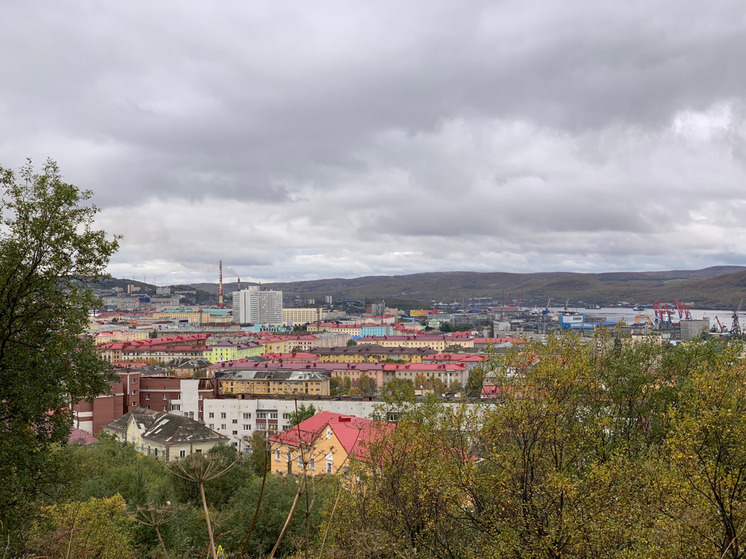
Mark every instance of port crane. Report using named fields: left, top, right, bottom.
left=675, top=299, right=692, bottom=320
left=715, top=316, right=726, bottom=333
left=732, top=297, right=743, bottom=336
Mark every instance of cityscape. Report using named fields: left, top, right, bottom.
left=3, top=0, right=746, bottom=557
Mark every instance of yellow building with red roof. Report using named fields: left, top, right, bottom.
left=268, top=411, right=389, bottom=476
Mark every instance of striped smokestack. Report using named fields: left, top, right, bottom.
left=219, top=260, right=224, bottom=308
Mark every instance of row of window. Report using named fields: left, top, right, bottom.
left=274, top=450, right=333, bottom=473
left=207, top=411, right=284, bottom=420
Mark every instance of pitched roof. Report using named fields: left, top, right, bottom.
left=269, top=411, right=391, bottom=461
left=69, top=427, right=96, bottom=444
left=104, top=409, right=227, bottom=446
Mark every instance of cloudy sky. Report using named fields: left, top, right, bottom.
left=2, top=1, right=746, bottom=284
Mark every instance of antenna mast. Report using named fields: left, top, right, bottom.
left=218, top=260, right=224, bottom=309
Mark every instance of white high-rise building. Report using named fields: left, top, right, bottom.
left=232, top=286, right=283, bottom=325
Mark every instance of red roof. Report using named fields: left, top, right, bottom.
left=269, top=411, right=391, bottom=461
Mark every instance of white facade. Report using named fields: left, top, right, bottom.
left=202, top=398, right=477, bottom=451
left=232, top=286, right=283, bottom=325
left=202, top=398, right=383, bottom=450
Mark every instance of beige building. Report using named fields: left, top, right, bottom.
left=219, top=370, right=330, bottom=397
left=103, top=409, right=228, bottom=462
left=283, top=307, right=323, bottom=327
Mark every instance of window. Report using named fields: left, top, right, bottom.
left=243, top=412, right=251, bottom=419
left=232, top=430, right=238, bottom=435
left=145, top=394, right=150, bottom=401
left=257, top=412, right=266, bottom=419
left=221, top=412, right=226, bottom=419
left=243, top=425, right=251, bottom=431
left=270, top=412, right=278, bottom=419
left=298, top=455, right=303, bottom=468
left=209, top=424, right=214, bottom=429
left=163, top=406, right=167, bottom=411
left=179, top=450, right=186, bottom=458
left=221, top=424, right=226, bottom=430
left=275, top=449, right=281, bottom=462
left=131, top=390, right=137, bottom=395
left=154, top=448, right=159, bottom=457
left=326, top=461, right=333, bottom=473
left=232, top=419, right=238, bottom=424
left=199, top=394, right=203, bottom=400
left=282, top=413, right=290, bottom=419
left=286, top=452, right=292, bottom=463
left=131, top=401, right=137, bottom=407
left=208, top=412, right=214, bottom=418
left=163, top=394, right=168, bottom=400
left=310, top=457, right=315, bottom=471
left=131, top=378, right=137, bottom=384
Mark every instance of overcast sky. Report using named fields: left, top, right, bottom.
left=2, top=1, right=745, bottom=285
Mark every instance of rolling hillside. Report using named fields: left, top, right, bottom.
left=185, top=266, right=746, bottom=309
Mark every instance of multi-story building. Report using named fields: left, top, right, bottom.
left=329, top=362, right=469, bottom=389
left=217, top=370, right=330, bottom=397
left=202, top=398, right=466, bottom=450
left=91, top=330, right=149, bottom=345
left=268, top=411, right=387, bottom=476
left=73, top=369, right=141, bottom=434
left=97, top=334, right=211, bottom=363
left=359, top=324, right=394, bottom=337
left=282, top=307, right=323, bottom=327
left=73, top=372, right=219, bottom=433
left=232, top=286, right=283, bottom=326
left=203, top=340, right=263, bottom=363
left=358, top=334, right=476, bottom=352
left=315, top=345, right=437, bottom=363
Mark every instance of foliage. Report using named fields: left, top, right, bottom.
left=0, top=160, right=118, bottom=536
left=354, top=373, right=377, bottom=396
left=381, top=378, right=415, bottom=405
left=52, top=434, right=173, bottom=507
left=220, top=474, right=338, bottom=558
left=167, top=450, right=237, bottom=559
left=25, top=494, right=136, bottom=558
left=321, top=335, right=746, bottom=558
left=288, top=403, right=317, bottom=426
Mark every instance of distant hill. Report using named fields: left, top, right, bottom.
left=184, top=266, right=746, bottom=309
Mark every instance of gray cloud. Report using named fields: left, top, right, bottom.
left=2, top=1, right=746, bottom=283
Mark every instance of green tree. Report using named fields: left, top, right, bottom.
left=0, top=160, right=118, bottom=536
left=381, top=378, right=415, bottom=405
left=25, top=494, right=136, bottom=559
left=288, top=403, right=317, bottom=426
left=355, top=373, right=377, bottom=397
left=662, top=346, right=746, bottom=559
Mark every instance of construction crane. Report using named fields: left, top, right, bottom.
left=715, top=316, right=726, bottom=333
left=732, top=297, right=743, bottom=336
left=635, top=314, right=653, bottom=327
left=542, top=298, right=551, bottom=315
